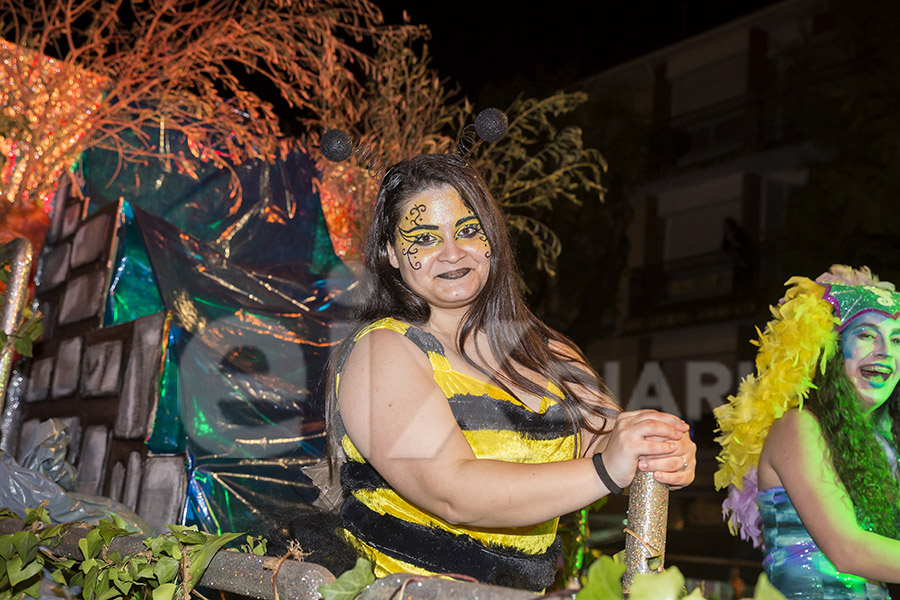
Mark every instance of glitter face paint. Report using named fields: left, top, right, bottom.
left=840, top=313, right=900, bottom=414
left=387, top=185, right=490, bottom=311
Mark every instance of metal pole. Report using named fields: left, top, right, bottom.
left=622, top=470, right=669, bottom=592
left=0, top=237, right=33, bottom=415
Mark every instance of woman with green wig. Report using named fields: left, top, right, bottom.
left=716, top=265, right=900, bottom=598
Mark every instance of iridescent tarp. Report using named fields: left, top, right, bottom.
left=104, top=202, right=165, bottom=326
left=81, top=136, right=356, bottom=534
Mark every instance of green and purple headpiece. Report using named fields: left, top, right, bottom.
left=823, top=283, right=900, bottom=331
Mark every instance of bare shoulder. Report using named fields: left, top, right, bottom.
left=761, top=407, right=830, bottom=488
left=338, top=325, right=446, bottom=459
left=339, top=325, right=434, bottom=404
left=344, top=326, right=430, bottom=373
left=767, top=408, right=823, bottom=444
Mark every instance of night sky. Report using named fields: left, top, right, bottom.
left=378, top=0, right=783, bottom=105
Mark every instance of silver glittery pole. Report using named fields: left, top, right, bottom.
left=622, top=470, right=669, bottom=592
left=0, top=237, right=33, bottom=416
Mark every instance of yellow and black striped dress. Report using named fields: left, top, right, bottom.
left=333, top=317, right=579, bottom=590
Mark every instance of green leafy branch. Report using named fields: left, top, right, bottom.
left=473, top=92, right=607, bottom=277
left=0, top=506, right=265, bottom=600
left=318, top=558, right=374, bottom=600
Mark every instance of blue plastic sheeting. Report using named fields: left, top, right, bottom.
left=79, top=136, right=356, bottom=535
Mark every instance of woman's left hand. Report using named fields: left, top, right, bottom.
left=638, top=430, right=696, bottom=489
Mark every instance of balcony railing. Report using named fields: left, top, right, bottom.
left=652, top=59, right=855, bottom=172
left=628, top=249, right=759, bottom=322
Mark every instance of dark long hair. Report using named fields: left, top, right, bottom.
left=807, top=351, right=900, bottom=536
left=331, top=154, right=619, bottom=453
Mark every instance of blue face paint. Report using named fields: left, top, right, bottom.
left=840, top=313, right=900, bottom=414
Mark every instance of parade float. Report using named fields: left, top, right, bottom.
left=0, top=1, right=779, bottom=598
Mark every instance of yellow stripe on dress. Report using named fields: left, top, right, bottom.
left=431, top=368, right=565, bottom=415
left=342, top=435, right=365, bottom=463
left=354, top=317, right=410, bottom=341
left=350, top=487, right=559, bottom=554
left=463, top=429, right=575, bottom=463
left=342, top=529, right=436, bottom=579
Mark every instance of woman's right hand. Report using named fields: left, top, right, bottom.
left=598, top=409, right=691, bottom=489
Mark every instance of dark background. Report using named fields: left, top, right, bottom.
left=378, top=1, right=782, bottom=104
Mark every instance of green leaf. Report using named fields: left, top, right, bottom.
left=94, top=570, right=111, bottom=599
left=137, top=563, right=156, bottom=580
left=0, top=535, right=14, bottom=559
left=113, top=576, right=133, bottom=594
left=14, top=337, right=33, bottom=357
left=165, top=525, right=206, bottom=544
left=20, top=576, right=41, bottom=599
left=318, top=558, right=375, bottom=600
left=82, top=558, right=98, bottom=574
left=86, top=528, right=104, bottom=557
left=628, top=566, right=686, bottom=600
left=83, top=562, right=99, bottom=600
left=126, top=559, right=139, bottom=580
left=143, top=536, right=163, bottom=554
left=575, top=555, right=625, bottom=600
left=37, top=524, right=64, bottom=542
left=0, top=332, right=7, bottom=345
left=7, top=556, right=42, bottom=587
left=147, top=537, right=182, bottom=560
left=753, top=573, right=787, bottom=600
left=11, top=532, right=38, bottom=564
left=24, top=318, right=42, bottom=340
left=152, top=582, right=177, bottom=600
left=50, top=568, right=68, bottom=586
left=110, top=513, right=128, bottom=530
left=154, top=556, right=179, bottom=585
left=22, top=506, right=48, bottom=527
left=184, top=532, right=242, bottom=592
left=98, top=523, right=128, bottom=546
left=97, top=583, right=122, bottom=600
left=241, top=535, right=267, bottom=556
left=0, top=508, right=20, bottom=520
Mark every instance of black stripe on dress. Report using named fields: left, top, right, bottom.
left=341, top=496, right=560, bottom=591
left=449, top=393, right=571, bottom=439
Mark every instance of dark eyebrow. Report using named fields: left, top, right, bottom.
left=455, top=215, right=479, bottom=227
left=400, top=224, right=439, bottom=232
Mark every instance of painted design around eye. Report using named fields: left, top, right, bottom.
left=455, top=214, right=491, bottom=260
left=397, top=203, right=428, bottom=270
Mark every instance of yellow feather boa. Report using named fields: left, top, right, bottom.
left=714, top=277, right=840, bottom=539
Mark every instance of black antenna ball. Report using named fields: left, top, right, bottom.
left=474, top=108, right=508, bottom=143
left=320, top=129, right=354, bottom=162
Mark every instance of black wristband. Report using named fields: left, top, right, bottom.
left=592, top=452, right=624, bottom=496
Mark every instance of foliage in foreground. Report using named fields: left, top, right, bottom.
left=0, top=506, right=265, bottom=600
left=318, top=555, right=786, bottom=600
left=1, top=504, right=783, bottom=600
left=576, top=556, right=784, bottom=600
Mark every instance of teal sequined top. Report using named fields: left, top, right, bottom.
left=759, top=486, right=890, bottom=599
